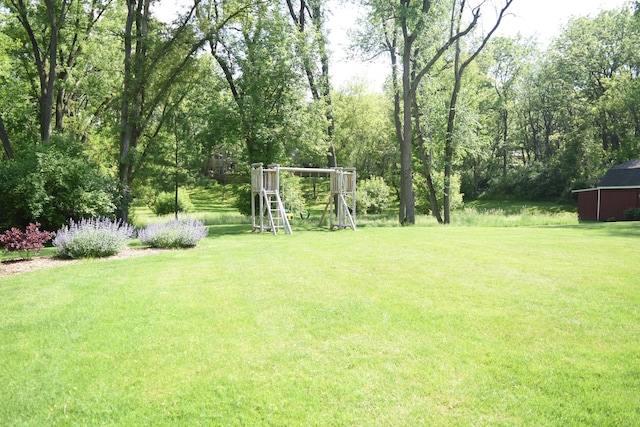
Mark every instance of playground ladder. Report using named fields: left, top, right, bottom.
left=338, top=193, right=357, bottom=231
left=262, top=189, right=292, bottom=234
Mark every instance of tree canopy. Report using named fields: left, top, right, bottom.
left=1, top=0, right=639, bottom=228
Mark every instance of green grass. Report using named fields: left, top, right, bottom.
left=1, top=218, right=639, bottom=425
left=130, top=184, right=252, bottom=229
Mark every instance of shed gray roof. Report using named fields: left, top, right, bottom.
left=598, top=159, right=640, bottom=187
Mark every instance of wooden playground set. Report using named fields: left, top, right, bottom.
left=251, top=163, right=357, bottom=234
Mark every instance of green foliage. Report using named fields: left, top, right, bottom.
left=0, top=136, right=117, bottom=230
left=414, top=172, right=464, bottom=215
left=205, top=4, right=322, bottom=165
left=279, top=172, right=305, bottom=214
left=624, top=207, right=640, bottom=221
left=356, top=176, right=392, bottom=214
left=151, top=190, right=194, bottom=216
left=232, top=183, right=253, bottom=217
left=487, top=161, right=575, bottom=201
left=333, top=83, right=397, bottom=180
left=138, top=218, right=209, bottom=248
left=0, top=29, right=38, bottom=155
left=52, top=217, right=135, bottom=259
left=1, top=0, right=636, bottom=226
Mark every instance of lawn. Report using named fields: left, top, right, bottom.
left=1, top=211, right=639, bottom=425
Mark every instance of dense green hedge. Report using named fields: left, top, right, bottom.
left=0, top=136, right=116, bottom=230
left=624, top=207, right=640, bottom=221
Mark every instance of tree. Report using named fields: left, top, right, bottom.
left=357, top=0, right=479, bottom=224
left=286, top=0, right=337, bottom=167
left=52, top=0, right=116, bottom=135
left=441, top=0, right=514, bottom=223
left=4, top=0, right=69, bottom=143
left=333, top=80, right=397, bottom=181
left=129, top=57, right=225, bottom=211
left=203, top=0, right=326, bottom=166
left=118, top=0, right=209, bottom=222
left=482, top=36, right=533, bottom=171
left=1, top=0, right=121, bottom=155
left=0, top=30, right=15, bottom=159
left=552, top=8, right=637, bottom=156
left=490, top=5, right=640, bottom=201
left=453, top=35, right=535, bottom=199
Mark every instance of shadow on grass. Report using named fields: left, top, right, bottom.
left=556, top=221, right=640, bottom=239
left=466, top=197, right=577, bottom=215
left=207, top=223, right=253, bottom=237
left=205, top=219, right=351, bottom=236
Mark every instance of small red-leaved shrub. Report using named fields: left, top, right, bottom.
left=0, top=222, right=55, bottom=259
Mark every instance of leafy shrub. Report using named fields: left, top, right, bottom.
left=138, top=218, right=208, bottom=248
left=356, top=176, right=392, bottom=214
left=0, top=222, right=54, bottom=259
left=624, top=207, right=640, bottom=221
left=414, top=172, right=464, bottom=215
left=279, top=172, right=306, bottom=214
left=151, top=190, right=194, bottom=216
left=53, top=218, right=135, bottom=259
left=0, top=136, right=117, bottom=231
left=233, top=183, right=253, bottom=217
left=487, top=162, right=567, bottom=201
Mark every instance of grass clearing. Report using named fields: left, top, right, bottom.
left=1, top=219, right=639, bottom=425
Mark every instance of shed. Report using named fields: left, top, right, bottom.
left=573, top=159, right=640, bottom=221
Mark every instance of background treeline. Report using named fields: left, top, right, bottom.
left=1, top=0, right=639, bottom=230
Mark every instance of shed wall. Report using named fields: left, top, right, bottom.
left=599, top=188, right=640, bottom=221
left=577, top=190, right=598, bottom=221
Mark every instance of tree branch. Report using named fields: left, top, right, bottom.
left=412, top=4, right=480, bottom=92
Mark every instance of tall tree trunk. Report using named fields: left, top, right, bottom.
left=0, top=115, right=14, bottom=159
left=399, top=35, right=415, bottom=224
left=387, top=24, right=402, bottom=159
left=417, top=136, right=443, bottom=223
left=10, top=0, right=67, bottom=142
left=411, top=47, right=441, bottom=221
left=443, top=0, right=514, bottom=224
left=392, top=0, right=479, bottom=225
left=55, top=86, right=66, bottom=132
left=444, top=62, right=461, bottom=224
left=118, top=0, right=143, bottom=223
left=117, top=0, right=207, bottom=221
left=41, top=0, right=60, bottom=142
left=502, top=109, right=508, bottom=167
left=320, top=51, right=336, bottom=168
left=412, top=71, right=442, bottom=223
left=313, top=2, right=336, bottom=168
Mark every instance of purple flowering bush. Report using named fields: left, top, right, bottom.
left=53, top=218, right=135, bottom=258
left=138, top=218, right=208, bottom=249
left=0, top=222, right=54, bottom=259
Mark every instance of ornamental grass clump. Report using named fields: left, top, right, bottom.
left=53, top=218, right=135, bottom=259
left=138, top=217, right=208, bottom=249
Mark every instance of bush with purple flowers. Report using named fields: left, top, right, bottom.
left=138, top=218, right=208, bottom=249
left=53, top=218, right=135, bottom=258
